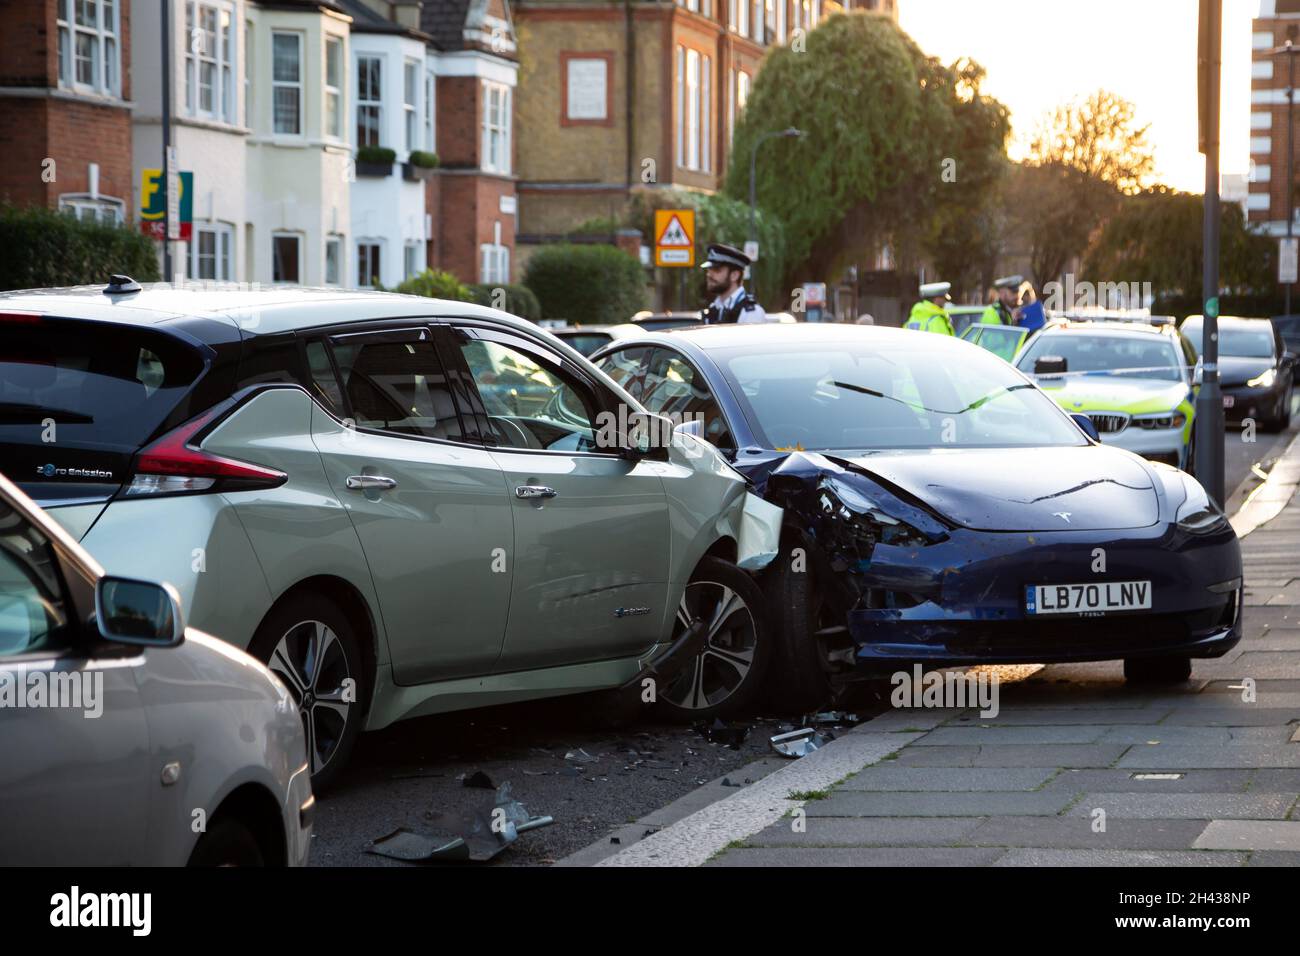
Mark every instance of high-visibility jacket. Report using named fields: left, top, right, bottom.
left=981, top=302, right=1013, bottom=326
left=906, top=300, right=955, bottom=336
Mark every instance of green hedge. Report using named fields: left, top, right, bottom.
left=523, top=244, right=646, bottom=325
left=0, top=203, right=161, bottom=291
left=468, top=283, right=541, bottom=322
left=357, top=145, right=397, bottom=165
left=407, top=150, right=439, bottom=169
left=392, top=268, right=474, bottom=300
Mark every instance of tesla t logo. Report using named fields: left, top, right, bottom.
left=1053, top=512, right=1072, bottom=523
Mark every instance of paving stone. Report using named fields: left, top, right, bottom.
left=992, top=849, right=1246, bottom=866
left=743, top=816, right=984, bottom=847
left=896, top=743, right=1130, bottom=768
left=838, top=766, right=1057, bottom=792
left=1246, top=850, right=1300, bottom=866
left=965, top=816, right=1210, bottom=850
left=1118, top=743, right=1300, bottom=769
left=1248, top=768, right=1300, bottom=790
left=1042, top=768, right=1252, bottom=793
left=1193, top=820, right=1300, bottom=851
left=1157, top=707, right=1300, bottom=726
left=1217, top=652, right=1300, bottom=677
left=1063, top=792, right=1296, bottom=819
left=853, top=708, right=964, bottom=733
left=705, top=846, right=1006, bottom=867
left=806, top=790, right=1075, bottom=817
left=953, top=708, right=1170, bottom=725
left=1099, top=725, right=1292, bottom=744
left=914, top=725, right=1107, bottom=745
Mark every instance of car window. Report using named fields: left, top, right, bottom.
left=595, top=346, right=649, bottom=399
left=458, top=335, right=600, bottom=452
left=1181, top=320, right=1277, bottom=359
left=558, top=333, right=612, bottom=357
left=305, top=339, right=346, bottom=414
left=0, top=500, right=74, bottom=657
left=1017, top=333, right=1182, bottom=382
left=974, top=327, right=1026, bottom=362
left=640, top=349, right=734, bottom=450
left=326, top=334, right=466, bottom=442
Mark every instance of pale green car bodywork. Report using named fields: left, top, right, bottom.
left=50, top=293, right=779, bottom=733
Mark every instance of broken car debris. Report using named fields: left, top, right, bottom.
left=367, top=783, right=554, bottom=864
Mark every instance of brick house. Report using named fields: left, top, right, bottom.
left=422, top=0, right=520, bottom=285
left=0, top=0, right=135, bottom=224
left=510, top=0, right=896, bottom=250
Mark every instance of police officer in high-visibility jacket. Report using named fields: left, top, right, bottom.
left=906, top=281, right=955, bottom=336
left=981, top=274, right=1022, bottom=326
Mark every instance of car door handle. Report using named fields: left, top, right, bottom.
left=515, top=485, right=557, bottom=499
left=346, top=475, right=398, bottom=491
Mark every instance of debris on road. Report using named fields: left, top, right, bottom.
left=695, top=718, right=750, bottom=749
left=459, top=770, right=496, bottom=789
left=564, top=748, right=598, bottom=765
left=770, top=727, right=834, bottom=758
left=366, top=783, right=553, bottom=864
left=804, top=711, right=859, bottom=726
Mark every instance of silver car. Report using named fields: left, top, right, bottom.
left=0, top=473, right=312, bottom=866
left=0, top=280, right=779, bottom=789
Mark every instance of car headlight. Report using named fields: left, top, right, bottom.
left=1247, top=368, right=1276, bottom=389
left=1175, top=474, right=1226, bottom=533
left=1132, top=411, right=1186, bottom=430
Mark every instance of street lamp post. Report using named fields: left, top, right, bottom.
left=1283, top=33, right=1298, bottom=314
left=1195, top=0, right=1225, bottom=507
left=748, top=127, right=803, bottom=253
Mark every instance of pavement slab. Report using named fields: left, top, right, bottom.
left=704, top=847, right=1007, bottom=867
left=896, top=743, right=1131, bottom=768
left=806, top=790, right=1076, bottom=817
left=742, top=816, right=985, bottom=847
left=1063, top=792, right=1297, bottom=819
left=1117, top=744, right=1300, bottom=769
left=1193, top=820, right=1300, bottom=851
left=992, top=849, right=1246, bottom=866
left=964, top=816, right=1213, bottom=850
left=837, top=766, right=1059, bottom=791
left=1042, top=768, right=1253, bottom=793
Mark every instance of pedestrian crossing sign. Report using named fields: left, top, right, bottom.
left=655, top=209, right=695, bottom=267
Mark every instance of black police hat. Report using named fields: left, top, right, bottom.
left=701, top=243, right=750, bottom=270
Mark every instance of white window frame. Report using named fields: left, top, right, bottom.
left=57, top=193, right=124, bottom=225
left=357, top=240, right=383, bottom=288
left=191, top=221, right=234, bottom=281
left=185, top=2, right=237, bottom=123
left=423, top=70, right=436, bottom=152
left=482, top=82, right=512, bottom=175
left=325, top=36, right=344, bottom=140
left=356, top=54, right=383, bottom=148
left=271, top=31, right=303, bottom=137
left=677, top=48, right=710, bottom=173
left=404, top=58, right=419, bottom=155
left=244, top=21, right=252, bottom=127
left=325, top=235, right=343, bottom=286
left=479, top=241, right=510, bottom=285
left=58, top=0, right=121, bottom=96
left=403, top=242, right=420, bottom=281
left=271, top=231, right=303, bottom=284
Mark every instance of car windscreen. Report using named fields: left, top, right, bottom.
left=715, top=339, right=1086, bottom=451
left=0, top=318, right=206, bottom=454
left=1181, top=319, right=1275, bottom=359
left=1016, top=333, right=1182, bottom=382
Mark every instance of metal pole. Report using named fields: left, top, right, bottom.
left=1287, top=42, right=1295, bottom=315
left=161, top=0, right=173, bottom=282
left=1195, top=0, right=1225, bottom=507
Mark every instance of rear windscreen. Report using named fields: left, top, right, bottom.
left=0, top=319, right=206, bottom=454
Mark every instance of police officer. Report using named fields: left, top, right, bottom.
left=906, top=281, right=956, bottom=336
left=700, top=243, right=767, bottom=324
left=982, top=275, right=1022, bottom=326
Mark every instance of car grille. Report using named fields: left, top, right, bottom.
left=1086, top=412, right=1130, bottom=434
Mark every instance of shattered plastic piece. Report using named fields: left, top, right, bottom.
left=366, top=782, right=553, bottom=864
left=770, top=727, right=834, bottom=758
left=461, top=770, right=495, bottom=789
left=720, top=777, right=742, bottom=788
left=564, top=748, right=598, bottom=765
left=804, top=711, right=859, bottom=726
left=696, top=718, right=750, bottom=749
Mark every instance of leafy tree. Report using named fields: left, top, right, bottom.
left=523, top=244, right=646, bottom=324
left=725, top=12, right=1008, bottom=287
left=468, top=282, right=542, bottom=322
left=0, top=203, right=160, bottom=291
left=1028, top=90, right=1156, bottom=195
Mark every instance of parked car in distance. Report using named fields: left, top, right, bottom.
left=629, top=311, right=704, bottom=331
left=0, top=279, right=778, bottom=787
left=1273, top=313, right=1300, bottom=356
left=549, top=323, right=642, bottom=356
left=960, top=322, right=1033, bottom=362
left=592, top=324, right=1241, bottom=708
left=1181, top=315, right=1294, bottom=431
left=0, top=472, right=312, bottom=866
left=1015, top=321, right=1198, bottom=470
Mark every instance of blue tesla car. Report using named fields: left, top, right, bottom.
left=590, top=324, right=1243, bottom=710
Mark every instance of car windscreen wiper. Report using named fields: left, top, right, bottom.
left=0, top=403, right=94, bottom=424
left=830, top=380, right=1033, bottom=416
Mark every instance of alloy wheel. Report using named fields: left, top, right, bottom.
left=660, top=580, right=758, bottom=711
left=268, top=620, right=353, bottom=776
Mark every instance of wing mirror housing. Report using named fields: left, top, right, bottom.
left=1034, top=355, right=1068, bottom=375
left=1070, top=413, right=1100, bottom=442
left=619, top=411, right=673, bottom=461
left=96, top=577, right=186, bottom=647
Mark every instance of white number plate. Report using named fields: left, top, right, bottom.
left=1025, top=580, right=1152, bottom=615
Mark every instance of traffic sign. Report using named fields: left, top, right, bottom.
left=655, top=209, right=695, bottom=267
left=140, top=167, right=193, bottom=241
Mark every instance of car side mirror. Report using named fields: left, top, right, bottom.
left=1284, top=351, right=1297, bottom=369
left=620, top=411, right=673, bottom=461
left=674, top=418, right=705, bottom=441
left=96, top=577, right=185, bottom=647
left=1070, top=413, right=1100, bottom=442
left=1192, top=363, right=1204, bottom=386
left=1034, top=355, right=1067, bottom=375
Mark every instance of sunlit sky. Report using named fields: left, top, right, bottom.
left=898, top=0, right=1258, bottom=191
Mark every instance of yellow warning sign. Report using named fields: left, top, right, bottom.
left=655, top=209, right=695, bottom=268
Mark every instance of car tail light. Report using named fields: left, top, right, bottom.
left=125, top=404, right=287, bottom=497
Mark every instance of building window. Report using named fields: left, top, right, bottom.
left=191, top=222, right=233, bottom=280
left=325, top=236, right=342, bottom=285
left=676, top=0, right=712, bottom=15
left=271, top=32, right=302, bottom=135
left=404, top=242, right=420, bottom=280
left=57, top=194, right=124, bottom=225
left=58, top=0, right=121, bottom=96
left=480, top=241, right=509, bottom=285
left=404, top=59, right=419, bottom=154
left=245, top=23, right=252, bottom=126
left=357, top=242, right=382, bottom=288
left=185, top=3, right=236, bottom=123
left=272, top=233, right=301, bottom=283
left=676, top=47, right=710, bottom=173
left=356, top=56, right=382, bottom=148
left=751, top=0, right=764, bottom=42
left=482, top=83, right=512, bottom=175
left=731, top=0, right=748, bottom=36
left=325, top=37, right=343, bottom=139
left=424, top=71, right=435, bottom=151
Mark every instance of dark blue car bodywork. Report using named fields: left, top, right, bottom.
left=590, top=327, right=1243, bottom=677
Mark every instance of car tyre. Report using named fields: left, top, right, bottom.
left=764, top=546, right=839, bottom=713
left=655, top=557, right=770, bottom=721
left=188, top=818, right=265, bottom=867
left=1123, top=655, right=1192, bottom=684
left=250, top=593, right=366, bottom=792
